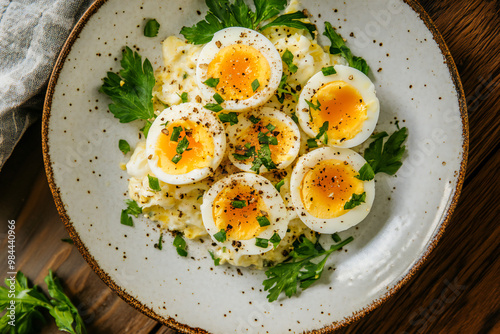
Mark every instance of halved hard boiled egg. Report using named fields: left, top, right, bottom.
left=196, top=27, right=282, bottom=112
left=227, top=107, right=301, bottom=174
left=296, top=65, right=380, bottom=148
left=200, top=173, right=288, bottom=255
left=146, top=102, right=226, bottom=185
left=290, top=147, right=375, bottom=233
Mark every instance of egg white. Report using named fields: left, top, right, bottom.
left=196, top=27, right=283, bottom=112
left=227, top=107, right=301, bottom=173
left=146, top=102, right=226, bottom=185
left=290, top=147, right=375, bottom=233
left=296, top=65, right=380, bottom=148
left=200, top=173, right=288, bottom=255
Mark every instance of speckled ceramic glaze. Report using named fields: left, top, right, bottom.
left=42, top=0, right=468, bottom=333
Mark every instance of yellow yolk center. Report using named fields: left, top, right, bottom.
left=301, top=159, right=364, bottom=219
left=310, top=81, right=367, bottom=143
left=207, top=44, right=271, bottom=101
left=234, top=116, right=294, bottom=166
left=155, top=119, right=214, bottom=175
left=213, top=184, right=269, bottom=241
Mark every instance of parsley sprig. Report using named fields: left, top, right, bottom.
left=276, top=74, right=299, bottom=103
left=263, top=234, right=353, bottom=302
left=180, top=0, right=316, bottom=44
left=100, top=47, right=155, bottom=135
left=323, top=22, right=370, bottom=75
left=0, top=271, right=86, bottom=334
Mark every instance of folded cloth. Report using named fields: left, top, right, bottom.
left=0, top=0, right=94, bottom=170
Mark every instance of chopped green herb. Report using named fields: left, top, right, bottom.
left=269, top=233, right=281, bottom=249
left=140, top=121, right=152, bottom=137
left=291, top=112, right=299, bottom=124
left=321, top=66, right=337, bottom=76
left=323, top=22, right=370, bottom=75
left=275, top=179, right=285, bottom=192
left=265, top=123, right=276, bottom=132
left=231, top=200, right=247, bottom=208
left=251, top=79, right=260, bottom=92
left=256, top=238, right=269, bottom=248
left=203, top=77, right=220, bottom=88
left=249, top=115, right=261, bottom=124
left=144, top=19, right=160, bottom=37
left=99, top=47, right=155, bottom=124
left=344, top=192, right=366, bottom=210
left=214, top=229, right=227, bottom=243
left=176, top=136, right=190, bottom=155
left=204, top=103, right=224, bottom=112
left=173, top=234, right=188, bottom=257
left=61, top=238, right=73, bottom=244
left=233, top=145, right=256, bottom=161
left=213, top=93, right=224, bottom=104
left=316, top=121, right=329, bottom=144
left=282, top=49, right=298, bottom=73
left=307, top=138, right=318, bottom=148
left=155, top=234, right=163, bottom=250
left=305, top=98, right=321, bottom=111
left=256, top=215, right=270, bottom=227
left=218, top=112, right=239, bottom=125
left=258, top=131, right=278, bottom=145
left=260, top=11, right=316, bottom=37
left=170, top=126, right=183, bottom=141
left=276, top=74, right=299, bottom=103
left=172, top=154, right=182, bottom=164
left=120, top=210, right=134, bottom=226
left=183, top=72, right=189, bottom=79
left=331, top=233, right=341, bottom=243
left=148, top=175, right=161, bottom=191
left=125, top=199, right=142, bottom=217
left=178, top=92, right=188, bottom=103
left=363, top=127, right=408, bottom=175
left=118, top=139, right=131, bottom=154
left=355, top=163, right=375, bottom=181
left=263, top=234, right=353, bottom=302
left=208, top=250, right=220, bottom=266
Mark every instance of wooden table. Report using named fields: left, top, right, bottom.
left=1, top=0, right=498, bottom=333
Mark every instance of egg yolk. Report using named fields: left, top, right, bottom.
left=310, top=81, right=367, bottom=143
left=234, top=117, right=295, bottom=165
left=207, top=44, right=271, bottom=101
left=300, top=159, right=364, bottom=219
left=155, top=119, right=214, bottom=175
left=213, top=184, right=269, bottom=241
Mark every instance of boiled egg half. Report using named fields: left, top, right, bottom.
left=227, top=107, right=301, bottom=173
left=290, top=147, right=375, bottom=233
left=296, top=65, right=379, bottom=148
left=196, top=27, right=282, bottom=112
left=201, top=173, right=288, bottom=255
left=146, top=102, right=226, bottom=185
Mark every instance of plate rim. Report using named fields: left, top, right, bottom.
left=41, top=0, right=469, bottom=332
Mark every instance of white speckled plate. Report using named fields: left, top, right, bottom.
left=42, top=0, right=468, bottom=333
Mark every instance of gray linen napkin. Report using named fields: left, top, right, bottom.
left=0, top=0, right=94, bottom=170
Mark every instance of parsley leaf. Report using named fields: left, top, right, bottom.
left=282, top=49, right=298, bottom=73
left=321, top=65, right=337, bottom=76
left=275, top=179, right=284, bottom=192
left=269, top=233, right=281, bottom=249
left=176, top=136, right=190, bottom=155
left=231, top=200, right=247, bottom=208
left=218, top=112, right=239, bottom=125
left=180, top=0, right=314, bottom=44
left=148, top=175, right=161, bottom=191
left=251, top=79, right=260, bottom=92
left=0, top=271, right=87, bottom=334
left=144, top=19, right=160, bottom=37
left=213, top=93, right=224, bottom=104
left=276, top=74, right=298, bottom=103
left=332, top=233, right=341, bottom=243
left=203, top=77, right=220, bottom=88
left=214, top=229, right=227, bottom=242
left=120, top=210, right=134, bottom=226
left=170, top=126, right=183, bottom=141
left=344, top=192, right=366, bottom=210
left=155, top=234, right=163, bottom=250
left=178, top=92, right=188, bottom=103
left=256, top=238, right=269, bottom=248
left=316, top=121, right=329, bottom=144
left=305, top=98, right=321, bottom=111
left=256, top=215, right=270, bottom=227
left=125, top=199, right=142, bottom=217
left=208, top=250, right=221, bottom=266
left=118, top=139, right=130, bottom=154
left=173, top=234, right=188, bottom=257
left=263, top=235, right=353, bottom=302
left=99, top=47, right=155, bottom=124
left=249, top=115, right=261, bottom=124
left=363, top=127, right=408, bottom=175
left=204, top=103, right=224, bottom=112
left=323, top=22, right=370, bottom=75
left=307, top=138, right=318, bottom=149
left=355, top=163, right=375, bottom=181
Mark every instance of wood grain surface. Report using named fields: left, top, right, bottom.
left=1, top=0, right=499, bottom=333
